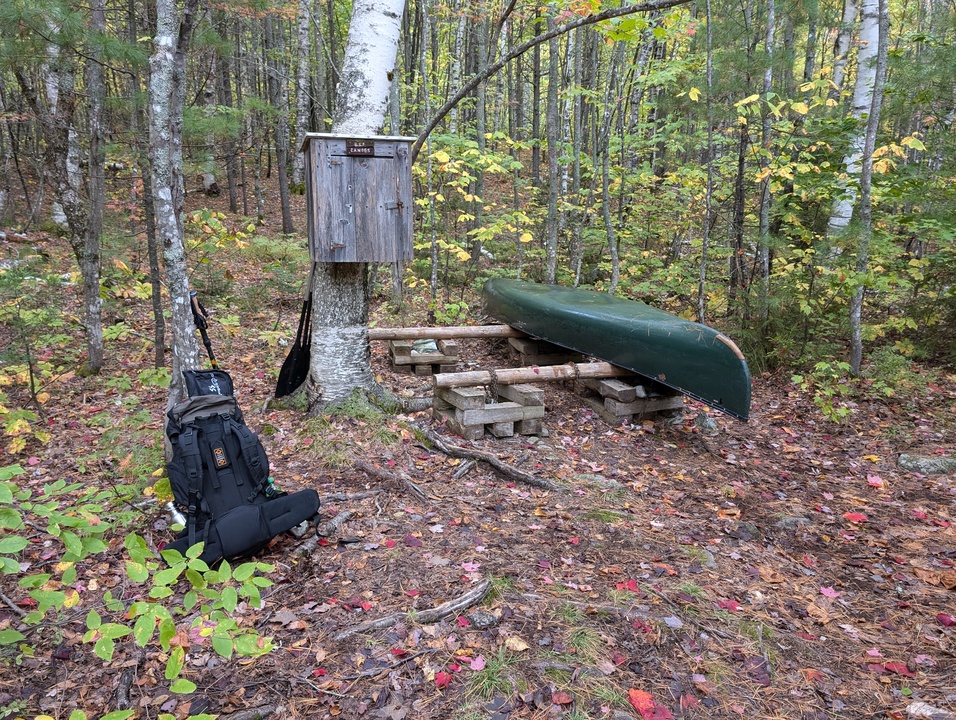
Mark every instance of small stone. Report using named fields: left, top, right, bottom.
left=467, top=610, right=499, bottom=629
left=775, top=516, right=812, bottom=531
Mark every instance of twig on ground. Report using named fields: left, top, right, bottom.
left=0, top=589, right=27, bottom=618
left=354, top=460, right=431, bottom=503
left=339, top=648, right=437, bottom=681
left=114, top=650, right=146, bottom=710
left=317, top=510, right=355, bottom=537
left=415, top=424, right=560, bottom=492
left=218, top=705, right=277, bottom=720
left=334, top=577, right=492, bottom=641
left=296, top=510, right=355, bottom=553
left=323, top=490, right=382, bottom=503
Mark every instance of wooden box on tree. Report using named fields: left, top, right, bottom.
left=302, top=133, right=416, bottom=262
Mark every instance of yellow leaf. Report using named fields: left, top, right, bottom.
left=505, top=636, right=530, bottom=652
left=5, top=418, right=31, bottom=436
left=151, top=467, right=165, bottom=477
left=63, top=589, right=80, bottom=609
left=56, top=561, right=74, bottom=573
left=519, top=232, right=533, bottom=244
left=791, top=101, right=809, bottom=115
left=901, top=135, right=926, bottom=151
left=36, top=392, right=50, bottom=405
left=688, top=87, right=701, bottom=102
left=863, top=454, right=881, bottom=463
left=433, top=150, right=450, bottom=163
left=734, top=93, right=760, bottom=107
left=738, top=116, right=748, bottom=126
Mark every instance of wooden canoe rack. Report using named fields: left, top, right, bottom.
left=369, top=325, right=525, bottom=376
left=431, top=362, right=682, bottom=439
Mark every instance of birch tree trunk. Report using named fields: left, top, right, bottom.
left=149, top=0, right=201, bottom=407
left=827, top=0, right=878, bottom=236
left=265, top=14, right=295, bottom=233
left=308, top=0, right=406, bottom=410
left=293, top=0, right=312, bottom=186
left=830, top=0, right=859, bottom=100
left=544, top=15, right=560, bottom=284
left=849, top=0, right=888, bottom=374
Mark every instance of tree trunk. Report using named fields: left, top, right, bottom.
left=830, top=0, right=858, bottom=101
left=849, top=0, right=887, bottom=375
left=265, top=14, right=295, bottom=233
left=293, top=0, right=312, bottom=187
left=308, top=0, right=406, bottom=410
left=757, top=0, right=775, bottom=325
left=544, top=15, right=561, bottom=283
left=827, top=0, right=878, bottom=236
left=149, top=0, right=202, bottom=406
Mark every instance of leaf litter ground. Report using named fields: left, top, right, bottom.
left=1, top=233, right=955, bottom=720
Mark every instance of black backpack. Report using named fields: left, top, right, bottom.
left=164, top=369, right=320, bottom=565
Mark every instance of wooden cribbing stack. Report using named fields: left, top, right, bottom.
left=431, top=362, right=681, bottom=439
left=368, top=325, right=524, bottom=376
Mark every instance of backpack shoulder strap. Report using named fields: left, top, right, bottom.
left=227, top=416, right=267, bottom=483
left=178, top=425, right=205, bottom=548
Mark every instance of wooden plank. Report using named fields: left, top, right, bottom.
left=497, top=383, right=544, bottom=406
left=368, top=325, right=525, bottom=341
left=459, top=402, right=545, bottom=426
left=435, top=387, right=486, bottom=411
left=488, top=422, right=515, bottom=438
left=605, top=395, right=684, bottom=416
left=433, top=362, right=635, bottom=389
left=433, top=408, right=484, bottom=440
left=579, top=378, right=647, bottom=402
left=437, top=339, right=459, bottom=356
left=517, top=417, right=543, bottom=435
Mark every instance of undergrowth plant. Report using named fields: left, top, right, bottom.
left=0, top=462, right=275, bottom=711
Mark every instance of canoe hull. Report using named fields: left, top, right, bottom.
left=482, top=279, right=751, bottom=421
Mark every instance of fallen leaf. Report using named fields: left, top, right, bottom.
left=470, top=655, right=486, bottom=670
left=435, top=671, right=452, bottom=688
left=505, top=636, right=530, bottom=652
left=820, top=586, right=842, bottom=598
left=936, top=613, right=955, bottom=627
left=552, top=690, right=573, bottom=705
left=843, top=511, right=868, bottom=524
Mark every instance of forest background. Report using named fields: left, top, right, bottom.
left=1, top=0, right=955, bottom=718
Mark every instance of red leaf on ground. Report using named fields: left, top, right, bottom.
left=384, top=539, right=397, bottom=548
left=628, top=689, right=655, bottom=719
left=456, top=616, right=471, bottom=627
left=615, top=579, right=640, bottom=592
left=552, top=690, right=573, bottom=705
left=405, top=590, right=420, bottom=597
left=819, top=586, right=841, bottom=598
left=843, top=512, right=868, bottom=523
left=717, top=598, right=741, bottom=611
left=404, top=534, right=423, bottom=547
left=936, top=613, right=955, bottom=627
left=568, top=537, right=580, bottom=545
left=882, top=662, right=915, bottom=677
left=435, top=671, right=452, bottom=688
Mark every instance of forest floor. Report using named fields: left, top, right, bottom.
left=1, top=189, right=955, bottom=720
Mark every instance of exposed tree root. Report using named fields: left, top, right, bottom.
left=415, top=424, right=560, bottom=492
left=334, top=577, right=492, bottom=641
left=354, top=460, right=431, bottom=503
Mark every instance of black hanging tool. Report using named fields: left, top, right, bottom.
left=275, top=263, right=316, bottom=398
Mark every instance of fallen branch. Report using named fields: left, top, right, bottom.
left=334, top=577, right=491, bottom=641
left=354, top=460, right=431, bottom=503
left=114, top=650, right=146, bottom=710
left=323, top=490, right=382, bottom=503
left=0, top=589, right=27, bottom=618
left=218, top=705, right=277, bottom=720
left=317, top=510, right=354, bottom=537
left=416, top=424, right=560, bottom=492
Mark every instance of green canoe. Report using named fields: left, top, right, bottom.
left=482, top=279, right=751, bottom=421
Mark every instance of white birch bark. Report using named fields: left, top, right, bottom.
left=849, top=0, right=888, bottom=374
left=448, top=0, right=467, bottom=134
left=827, top=0, right=879, bottom=235
left=149, top=0, right=201, bottom=406
left=293, top=0, right=312, bottom=186
left=830, top=0, right=859, bottom=99
left=308, top=0, right=405, bottom=409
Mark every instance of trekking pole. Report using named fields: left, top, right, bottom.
left=189, top=290, right=218, bottom=369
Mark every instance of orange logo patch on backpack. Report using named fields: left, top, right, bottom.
left=213, top=446, right=228, bottom=468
